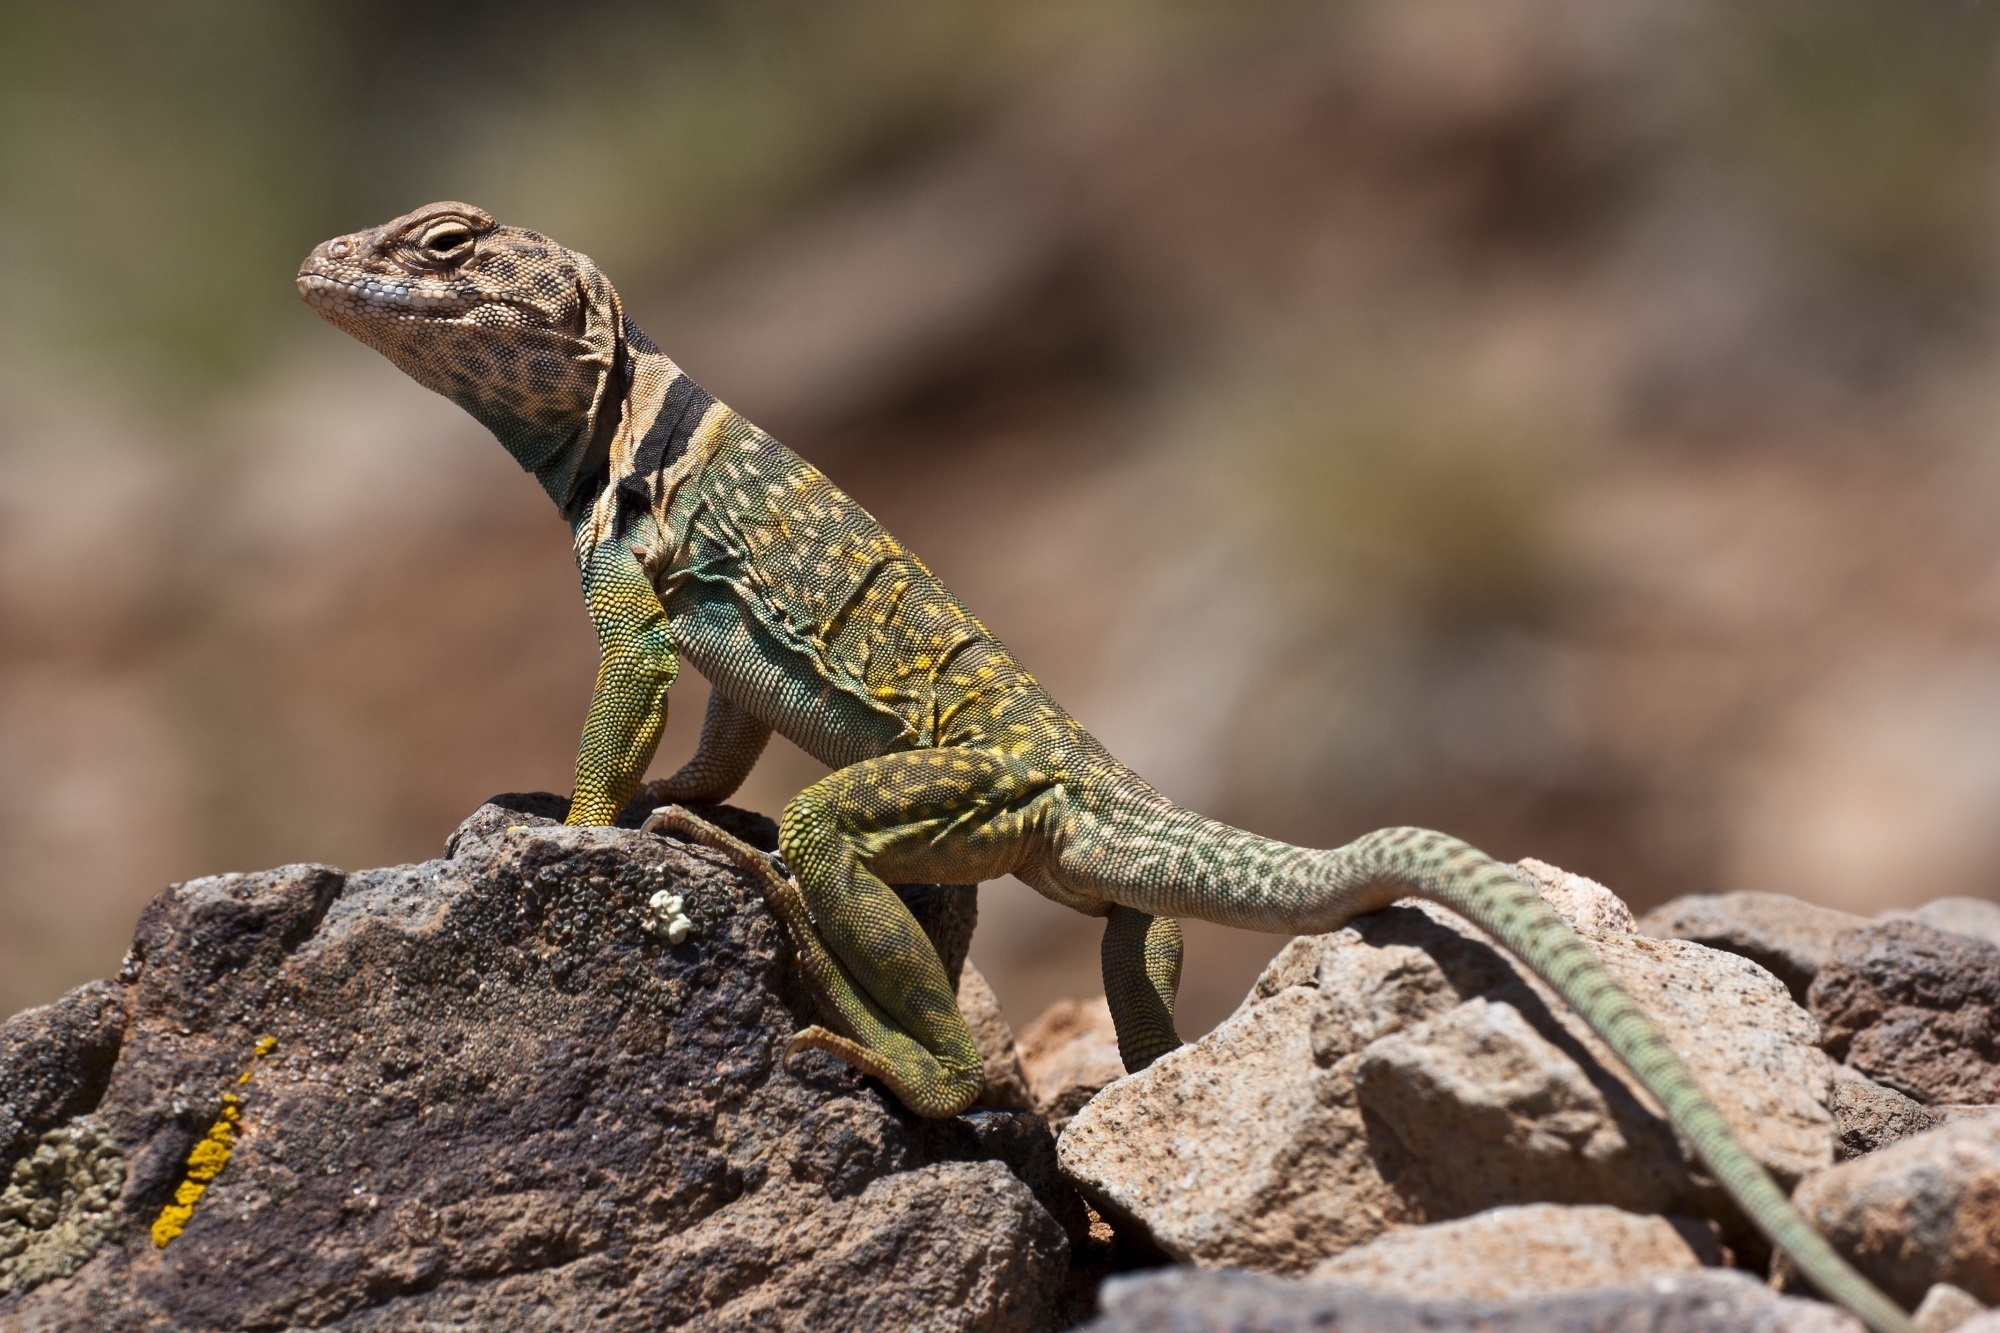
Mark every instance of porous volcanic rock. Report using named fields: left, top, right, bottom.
left=1058, top=861, right=1835, bottom=1274
left=0, top=797, right=1071, bottom=1331
left=1785, top=1116, right=2000, bottom=1309
left=1640, top=891, right=1869, bottom=1005
left=1809, top=920, right=2000, bottom=1105
left=1080, top=1267, right=1863, bottom=1332
left=1305, top=1203, right=1720, bottom=1299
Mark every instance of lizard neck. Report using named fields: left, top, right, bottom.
left=491, top=315, right=667, bottom=525
left=567, top=327, right=728, bottom=564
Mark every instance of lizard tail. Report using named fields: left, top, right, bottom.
left=1097, top=816, right=1913, bottom=1333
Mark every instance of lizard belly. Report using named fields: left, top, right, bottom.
left=667, top=577, right=910, bottom=770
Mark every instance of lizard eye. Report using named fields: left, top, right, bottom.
left=417, top=221, right=475, bottom=261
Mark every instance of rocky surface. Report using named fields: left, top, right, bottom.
left=1081, top=1268, right=1864, bottom=1332
left=17, top=802, right=2000, bottom=1331
left=959, top=963, right=1034, bottom=1111
left=1891, top=900, right=2000, bottom=952
left=1785, top=1116, right=2000, bottom=1310
left=0, top=796, right=1072, bottom=1331
left=1058, top=861, right=1835, bottom=1273
left=1305, top=1203, right=1720, bottom=1299
left=1831, top=1065, right=1943, bottom=1162
left=1016, top=997, right=1125, bottom=1134
left=1810, top=920, right=2000, bottom=1105
left=1913, top=1283, right=1987, bottom=1332
left=1640, top=891, right=1870, bottom=1005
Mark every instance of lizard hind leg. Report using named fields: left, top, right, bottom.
left=774, top=748, right=1064, bottom=1119
left=1102, top=905, right=1183, bottom=1072
left=641, top=805, right=978, bottom=1117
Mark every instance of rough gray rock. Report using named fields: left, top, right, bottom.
left=1306, top=1203, right=1720, bottom=1299
left=1809, top=920, right=2000, bottom=1105
left=1081, top=1267, right=1863, bottom=1332
left=1785, top=1116, right=2000, bottom=1310
left=0, top=982, right=125, bottom=1173
left=1831, top=1064, right=1943, bottom=1161
left=1639, top=891, right=1869, bottom=1006
left=1059, top=867, right=1835, bottom=1274
left=0, top=796, right=1071, bottom=1331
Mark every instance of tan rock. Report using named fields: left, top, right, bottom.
left=1786, top=1117, right=2000, bottom=1309
left=1089, top=1268, right=1866, bottom=1332
left=1894, top=899, right=2000, bottom=951
left=1017, top=996, right=1124, bottom=1131
left=1351, top=996, right=1689, bottom=1217
left=957, top=962, right=1033, bottom=1110
left=1306, top=1204, right=1719, bottom=1300
left=1913, top=1283, right=1987, bottom=1333
left=1060, top=862, right=1835, bottom=1274
left=1059, top=983, right=1414, bottom=1273
left=1639, top=890, right=1868, bottom=1005
left=1515, top=858, right=1638, bottom=936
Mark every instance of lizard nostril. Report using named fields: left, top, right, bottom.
left=328, top=239, right=350, bottom=258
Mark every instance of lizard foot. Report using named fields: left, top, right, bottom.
left=786, top=1025, right=979, bottom=1119
left=642, top=805, right=981, bottom=1118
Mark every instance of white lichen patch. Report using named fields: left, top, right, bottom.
left=0, top=1118, right=125, bottom=1294
left=642, top=890, right=696, bottom=945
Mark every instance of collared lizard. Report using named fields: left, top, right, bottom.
left=298, top=201, right=1913, bottom=1333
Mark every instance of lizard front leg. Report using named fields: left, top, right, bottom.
left=635, top=690, right=771, bottom=807
left=566, top=514, right=678, bottom=826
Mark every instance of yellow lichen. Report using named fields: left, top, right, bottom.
left=150, top=1037, right=275, bottom=1248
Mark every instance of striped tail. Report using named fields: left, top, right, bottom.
left=1115, top=815, right=1914, bottom=1333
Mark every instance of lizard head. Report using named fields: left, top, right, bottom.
left=299, top=201, right=633, bottom=513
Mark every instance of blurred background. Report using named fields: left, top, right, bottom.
left=6, top=0, right=2000, bottom=1038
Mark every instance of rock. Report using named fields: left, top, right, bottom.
left=1306, top=1203, right=1719, bottom=1299
left=1785, top=1116, right=2000, bottom=1309
left=1913, top=1283, right=1986, bottom=1333
left=1017, top=996, right=1125, bottom=1132
left=1831, top=1065, right=1943, bottom=1161
left=1892, top=900, right=2000, bottom=952
left=1059, top=865, right=1834, bottom=1274
left=1515, top=858, right=1639, bottom=935
left=1081, top=1267, right=1864, bottom=1332
left=0, top=797, right=1071, bottom=1331
left=1640, top=891, right=1869, bottom=1005
left=958, top=963, right=1034, bottom=1111
left=0, top=981, right=125, bottom=1173
left=1809, top=920, right=2000, bottom=1105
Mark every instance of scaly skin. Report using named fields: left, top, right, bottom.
left=299, top=202, right=1913, bottom=1333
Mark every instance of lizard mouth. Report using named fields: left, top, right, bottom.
left=296, top=267, right=470, bottom=322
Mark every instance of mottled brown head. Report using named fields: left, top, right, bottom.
left=299, top=201, right=633, bottom=512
